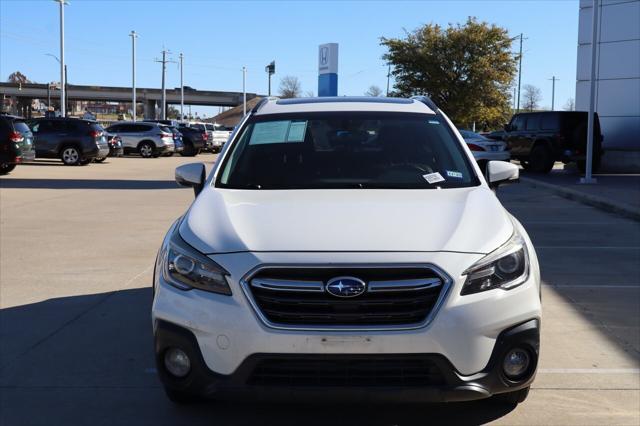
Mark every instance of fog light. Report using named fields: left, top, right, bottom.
left=164, top=347, right=191, bottom=378
left=502, top=348, right=531, bottom=380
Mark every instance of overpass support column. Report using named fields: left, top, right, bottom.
left=10, top=97, right=18, bottom=115
left=144, top=99, right=157, bottom=119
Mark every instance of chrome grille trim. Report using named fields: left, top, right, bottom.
left=251, top=278, right=324, bottom=292
left=239, top=263, right=452, bottom=332
left=368, top=277, right=442, bottom=292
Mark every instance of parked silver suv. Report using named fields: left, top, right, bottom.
left=105, top=121, right=175, bottom=158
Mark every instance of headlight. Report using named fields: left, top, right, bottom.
left=461, top=230, right=529, bottom=296
left=161, top=229, right=232, bottom=295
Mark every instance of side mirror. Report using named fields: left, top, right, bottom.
left=175, top=163, right=206, bottom=197
left=487, top=161, right=519, bottom=189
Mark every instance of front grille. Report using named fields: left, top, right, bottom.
left=248, top=355, right=446, bottom=387
left=245, top=266, right=448, bottom=327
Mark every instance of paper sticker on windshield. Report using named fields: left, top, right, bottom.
left=286, top=121, right=307, bottom=142
left=446, top=170, right=463, bottom=179
left=428, top=120, right=440, bottom=124
left=423, top=172, right=445, bottom=184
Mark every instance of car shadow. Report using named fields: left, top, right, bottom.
left=0, top=178, right=180, bottom=190
left=20, top=160, right=65, bottom=167
left=0, top=288, right=516, bottom=425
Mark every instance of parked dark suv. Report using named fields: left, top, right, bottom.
left=0, top=114, right=36, bottom=175
left=29, top=118, right=110, bottom=166
left=503, top=111, right=603, bottom=173
left=176, top=123, right=206, bottom=156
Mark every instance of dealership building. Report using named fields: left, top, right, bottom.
left=576, top=0, right=640, bottom=172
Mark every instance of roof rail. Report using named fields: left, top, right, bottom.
left=251, top=96, right=279, bottom=113
left=410, top=95, right=439, bottom=112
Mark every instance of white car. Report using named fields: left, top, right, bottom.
left=210, top=124, right=233, bottom=153
left=459, top=130, right=510, bottom=168
left=152, top=97, right=541, bottom=406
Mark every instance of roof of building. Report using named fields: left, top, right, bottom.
left=206, top=97, right=263, bottom=127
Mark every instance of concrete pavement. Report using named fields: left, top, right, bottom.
left=0, top=156, right=638, bottom=425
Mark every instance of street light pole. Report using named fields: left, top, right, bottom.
left=581, top=0, right=600, bottom=185
left=386, top=64, right=391, bottom=97
left=548, top=76, right=558, bottom=111
left=242, top=66, right=247, bottom=115
left=180, top=53, right=184, bottom=122
left=54, top=0, right=68, bottom=117
left=517, top=33, right=523, bottom=113
left=129, top=31, right=138, bottom=121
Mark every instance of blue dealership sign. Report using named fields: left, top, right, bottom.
left=318, top=43, right=338, bottom=96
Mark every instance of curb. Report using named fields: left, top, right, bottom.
left=520, top=176, right=640, bottom=221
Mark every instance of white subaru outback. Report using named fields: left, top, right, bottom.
left=152, top=96, right=541, bottom=405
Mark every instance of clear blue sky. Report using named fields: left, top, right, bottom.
left=1, top=0, right=579, bottom=117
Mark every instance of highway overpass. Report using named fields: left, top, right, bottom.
left=0, top=82, right=259, bottom=117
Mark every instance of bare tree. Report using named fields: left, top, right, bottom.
left=365, top=85, right=383, bottom=97
left=279, top=76, right=302, bottom=98
left=522, top=84, right=542, bottom=111
left=7, top=71, right=30, bottom=84
left=304, top=90, right=315, bottom=97
left=563, top=97, right=575, bottom=111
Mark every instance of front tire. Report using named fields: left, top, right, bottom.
left=138, top=142, right=156, bottom=158
left=528, top=145, right=554, bottom=173
left=60, top=146, right=84, bottom=166
left=491, top=386, right=530, bottom=406
left=180, top=140, right=198, bottom=157
left=0, top=163, right=17, bottom=175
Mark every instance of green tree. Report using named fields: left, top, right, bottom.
left=381, top=18, right=517, bottom=129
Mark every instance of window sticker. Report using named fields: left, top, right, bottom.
left=446, top=170, right=463, bottom=179
left=428, top=120, right=440, bottom=125
left=286, top=121, right=307, bottom=142
left=423, top=172, right=445, bottom=184
left=249, top=120, right=307, bottom=145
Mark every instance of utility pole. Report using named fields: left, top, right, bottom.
left=242, top=66, right=247, bottom=115
left=155, top=49, right=175, bottom=120
left=581, top=0, right=600, bottom=185
left=54, top=0, right=68, bottom=117
left=129, top=31, right=138, bottom=121
left=548, top=76, right=559, bottom=111
left=64, top=64, right=68, bottom=114
left=386, top=64, right=391, bottom=97
left=516, top=33, right=523, bottom=113
left=179, top=53, right=184, bottom=122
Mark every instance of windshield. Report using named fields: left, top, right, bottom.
left=217, top=112, right=479, bottom=189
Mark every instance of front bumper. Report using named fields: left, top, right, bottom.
left=154, top=318, right=539, bottom=402
left=108, top=146, right=124, bottom=157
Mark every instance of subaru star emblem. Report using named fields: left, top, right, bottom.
left=325, top=276, right=366, bottom=298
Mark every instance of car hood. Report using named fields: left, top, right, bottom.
left=180, top=186, right=513, bottom=255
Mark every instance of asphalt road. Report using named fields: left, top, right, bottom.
left=1, top=156, right=638, bottom=425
